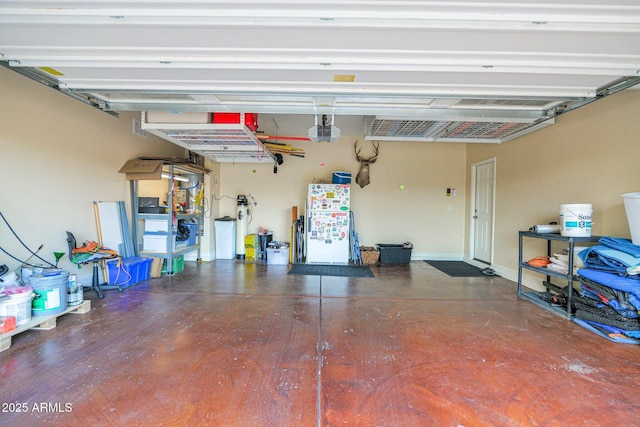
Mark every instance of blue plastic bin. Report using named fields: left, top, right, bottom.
left=332, top=171, right=351, bottom=184
left=107, top=256, right=152, bottom=286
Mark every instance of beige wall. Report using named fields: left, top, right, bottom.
left=218, top=119, right=467, bottom=259
left=0, top=67, right=185, bottom=285
left=466, top=89, right=640, bottom=289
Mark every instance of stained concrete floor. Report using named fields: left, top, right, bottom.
left=1, top=260, right=639, bottom=426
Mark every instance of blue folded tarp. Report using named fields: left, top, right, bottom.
left=578, top=245, right=640, bottom=275
left=599, top=237, right=640, bottom=258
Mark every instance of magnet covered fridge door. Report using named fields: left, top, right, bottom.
left=307, top=183, right=350, bottom=212
left=306, top=211, right=350, bottom=264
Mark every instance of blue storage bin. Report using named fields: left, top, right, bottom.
left=185, top=223, right=197, bottom=246
left=107, top=257, right=152, bottom=286
left=332, top=171, right=351, bottom=184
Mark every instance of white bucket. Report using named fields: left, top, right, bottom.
left=560, top=204, right=592, bottom=237
left=0, top=286, right=34, bottom=326
left=622, top=193, right=640, bottom=245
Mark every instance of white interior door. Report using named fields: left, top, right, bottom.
left=472, top=159, right=495, bottom=264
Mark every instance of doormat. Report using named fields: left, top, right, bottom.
left=424, top=261, right=497, bottom=277
left=288, top=264, right=374, bottom=278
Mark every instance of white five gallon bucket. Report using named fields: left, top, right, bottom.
left=560, top=204, right=593, bottom=237
left=622, top=193, right=640, bottom=245
left=0, top=286, right=34, bottom=326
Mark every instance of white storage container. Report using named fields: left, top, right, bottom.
left=146, top=111, right=211, bottom=124
left=145, top=219, right=169, bottom=233
left=622, top=193, right=640, bottom=245
left=267, top=247, right=289, bottom=265
left=214, top=217, right=236, bottom=260
left=143, top=234, right=175, bottom=252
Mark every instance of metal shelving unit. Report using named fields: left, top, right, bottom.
left=130, top=164, right=204, bottom=275
left=517, top=231, right=601, bottom=319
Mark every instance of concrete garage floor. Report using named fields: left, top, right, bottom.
left=2, top=260, right=639, bottom=426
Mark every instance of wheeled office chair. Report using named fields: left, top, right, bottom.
left=66, top=231, right=122, bottom=299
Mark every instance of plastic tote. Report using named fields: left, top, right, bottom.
left=332, top=171, right=352, bottom=184
left=622, top=193, right=640, bottom=245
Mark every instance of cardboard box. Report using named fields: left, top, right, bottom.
left=149, top=257, right=164, bottom=278
left=119, top=159, right=164, bottom=181
left=146, top=111, right=211, bottom=124
left=245, top=234, right=261, bottom=261
left=245, top=247, right=258, bottom=261
left=245, top=234, right=260, bottom=248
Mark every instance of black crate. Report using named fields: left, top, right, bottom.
left=376, top=243, right=413, bottom=264
left=138, top=207, right=166, bottom=214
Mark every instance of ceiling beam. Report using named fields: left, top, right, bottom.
left=1, top=2, right=640, bottom=33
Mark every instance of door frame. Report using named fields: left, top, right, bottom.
left=468, top=157, right=496, bottom=265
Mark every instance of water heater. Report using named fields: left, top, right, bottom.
left=236, top=195, right=249, bottom=259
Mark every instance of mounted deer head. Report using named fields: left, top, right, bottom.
left=354, top=140, right=380, bottom=188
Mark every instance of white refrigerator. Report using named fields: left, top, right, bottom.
left=306, top=183, right=351, bottom=264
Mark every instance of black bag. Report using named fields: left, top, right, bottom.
left=176, top=223, right=190, bottom=242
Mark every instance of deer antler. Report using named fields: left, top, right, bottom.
left=354, top=140, right=379, bottom=162
left=354, top=139, right=363, bottom=158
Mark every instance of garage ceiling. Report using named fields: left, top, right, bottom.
left=1, top=1, right=640, bottom=154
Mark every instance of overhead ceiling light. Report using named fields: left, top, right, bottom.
left=161, top=172, right=189, bottom=182
left=308, top=114, right=340, bottom=142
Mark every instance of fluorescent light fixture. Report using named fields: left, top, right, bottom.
left=161, top=172, right=189, bottom=182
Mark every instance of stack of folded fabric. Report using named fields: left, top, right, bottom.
left=577, top=237, right=640, bottom=275
left=546, top=252, right=577, bottom=275
left=574, top=237, right=640, bottom=343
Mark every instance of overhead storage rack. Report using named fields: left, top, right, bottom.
left=140, top=112, right=275, bottom=164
